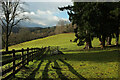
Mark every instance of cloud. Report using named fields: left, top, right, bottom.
left=19, top=2, right=73, bottom=27
left=0, top=2, right=72, bottom=27
left=37, top=10, right=53, bottom=15
left=26, top=2, right=73, bottom=13
left=21, top=9, right=69, bottom=27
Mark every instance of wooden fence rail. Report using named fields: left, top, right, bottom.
left=0, top=47, right=47, bottom=80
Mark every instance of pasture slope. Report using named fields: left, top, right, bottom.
left=7, top=33, right=120, bottom=79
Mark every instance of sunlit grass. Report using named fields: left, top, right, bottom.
left=2, top=33, right=120, bottom=79
left=8, top=33, right=120, bottom=51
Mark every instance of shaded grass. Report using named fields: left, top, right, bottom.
left=12, top=47, right=119, bottom=79
left=2, top=33, right=120, bottom=79
left=25, top=60, right=44, bottom=80
left=54, top=60, right=69, bottom=80
left=42, top=49, right=119, bottom=62
left=16, top=47, right=119, bottom=78
left=42, top=61, right=51, bottom=80
left=59, top=59, right=87, bottom=80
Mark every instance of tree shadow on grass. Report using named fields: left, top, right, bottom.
left=64, top=45, right=120, bottom=52
left=59, top=59, right=87, bottom=80
left=25, top=60, right=44, bottom=80
left=41, top=50, right=119, bottom=62
left=63, top=50, right=119, bottom=62
left=54, top=60, right=69, bottom=80
left=42, top=61, right=51, bottom=80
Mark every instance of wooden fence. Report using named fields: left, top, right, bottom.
left=0, top=47, right=47, bottom=80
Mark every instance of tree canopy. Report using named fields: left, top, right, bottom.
left=59, top=2, right=120, bottom=48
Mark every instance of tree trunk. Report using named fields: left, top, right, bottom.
left=116, top=31, right=119, bottom=46
left=84, top=42, right=89, bottom=49
left=84, top=36, right=93, bottom=49
left=6, top=18, right=9, bottom=51
left=89, top=39, right=93, bottom=48
left=107, top=36, right=112, bottom=45
left=101, top=35, right=106, bottom=48
left=5, top=29, right=9, bottom=51
left=5, top=10, right=9, bottom=51
left=5, top=38, right=8, bottom=51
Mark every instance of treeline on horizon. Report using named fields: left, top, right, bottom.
left=2, top=22, right=74, bottom=48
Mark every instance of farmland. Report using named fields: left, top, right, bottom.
left=3, top=33, right=119, bottom=79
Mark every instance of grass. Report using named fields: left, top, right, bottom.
left=8, top=33, right=81, bottom=50
left=2, top=33, right=120, bottom=79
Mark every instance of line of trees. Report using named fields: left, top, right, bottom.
left=55, top=20, right=74, bottom=34
left=59, top=2, right=120, bottom=49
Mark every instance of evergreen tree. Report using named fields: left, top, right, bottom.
left=59, top=2, right=120, bottom=48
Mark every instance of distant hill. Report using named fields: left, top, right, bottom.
left=11, top=26, right=56, bottom=33
left=2, top=22, right=74, bottom=48
left=3, top=26, right=57, bottom=47
left=19, top=21, right=47, bottom=28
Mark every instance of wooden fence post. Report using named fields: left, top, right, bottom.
left=48, top=46, right=51, bottom=54
left=57, top=46, right=59, bottom=50
left=32, top=49, right=34, bottom=62
left=27, top=48, right=29, bottom=65
left=37, top=48, right=40, bottom=56
left=38, top=48, right=41, bottom=56
left=39, top=48, right=41, bottom=55
left=35, top=48, right=36, bottom=56
left=21, top=48, right=24, bottom=67
left=12, top=49, right=15, bottom=77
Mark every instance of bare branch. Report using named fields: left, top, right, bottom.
left=13, top=17, right=29, bottom=27
left=0, top=17, right=6, bottom=27
left=9, top=2, right=19, bottom=23
left=8, top=17, right=29, bottom=36
left=2, top=35, right=5, bottom=45
left=0, top=23, right=5, bottom=32
left=2, top=1, right=8, bottom=21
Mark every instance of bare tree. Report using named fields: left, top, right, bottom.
left=57, top=19, right=66, bottom=26
left=0, top=0, right=29, bottom=51
left=55, top=19, right=69, bottom=34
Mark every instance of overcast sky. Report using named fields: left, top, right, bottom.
left=22, top=2, right=73, bottom=27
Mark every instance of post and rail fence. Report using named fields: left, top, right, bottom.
left=0, top=47, right=47, bottom=80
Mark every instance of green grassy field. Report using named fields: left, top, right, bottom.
left=3, top=33, right=120, bottom=79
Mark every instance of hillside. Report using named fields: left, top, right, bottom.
left=9, top=33, right=119, bottom=50
left=3, top=33, right=120, bottom=79
left=2, top=23, right=74, bottom=48
left=9, top=33, right=76, bottom=50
